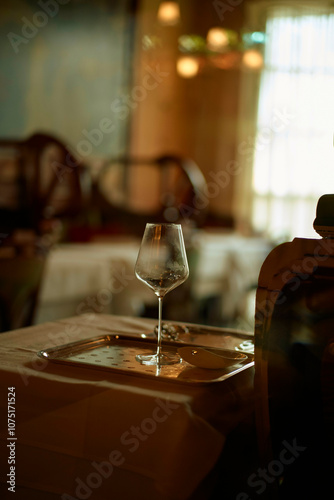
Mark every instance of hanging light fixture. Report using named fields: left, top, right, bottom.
left=157, top=2, right=180, bottom=26
left=176, top=56, right=200, bottom=78
left=242, top=49, right=263, bottom=69
left=149, top=6, right=266, bottom=77
left=206, top=27, right=229, bottom=51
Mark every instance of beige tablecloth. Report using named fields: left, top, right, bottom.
left=0, top=314, right=254, bottom=500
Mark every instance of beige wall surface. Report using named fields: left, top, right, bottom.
left=0, top=0, right=133, bottom=157
left=129, top=0, right=251, bottom=221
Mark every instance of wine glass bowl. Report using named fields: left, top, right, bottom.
left=135, top=223, right=189, bottom=365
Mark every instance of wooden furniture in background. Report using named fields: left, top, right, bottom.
left=0, top=231, right=49, bottom=332
left=91, top=154, right=208, bottom=236
left=0, top=132, right=89, bottom=235
left=254, top=195, right=334, bottom=498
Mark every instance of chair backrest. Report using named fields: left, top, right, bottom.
left=0, top=132, right=89, bottom=234
left=254, top=195, right=334, bottom=498
left=92, top=154, right=208, bottom=236
left=0, top=231, right=49, bottom=332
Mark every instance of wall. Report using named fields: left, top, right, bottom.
left=0, top=0, right=133, bottom=158
left=129, top=0, right=249, bottom=222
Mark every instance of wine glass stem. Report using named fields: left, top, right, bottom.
left=157, top=296, right=163, bottom=360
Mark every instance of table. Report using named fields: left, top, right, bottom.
left=35, top=230, right=270, bottom=326
left=35, top=237, right=150, bottom=324
left=191, top=230, right=271, bottom=320
left=0, top=314, right=254, bottom=499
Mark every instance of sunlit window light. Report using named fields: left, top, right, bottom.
left=251, top=10, right=334, bottom=239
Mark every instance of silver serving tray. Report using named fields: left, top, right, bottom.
left=141, top=323, right=254, bottom=353
left=37, top=334, right=254, bottom=385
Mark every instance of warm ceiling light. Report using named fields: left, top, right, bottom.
left=176, top=56, right=199, bottom=78
left=242, top=49, right=263, bottom=69
left=206, top=27, right=229, bottom=51
left=157, top=2, right=180, bottom=26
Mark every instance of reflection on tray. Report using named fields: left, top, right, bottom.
left=141, top=322, right=254, bottom=353
left=38, top=333, right=254, bottom=385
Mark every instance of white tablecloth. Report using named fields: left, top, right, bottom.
left=36, top=238, right=153, bottom=323
left=191, top=230, right=271, bottom=318
left=36, top=231, right=270, bottom=325
left=0, top=314, right=254, bottom=500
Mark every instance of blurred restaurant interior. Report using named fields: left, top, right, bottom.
left=0, top=0, right=334, bottom=497
left=2, top=0, right=333, bottom=333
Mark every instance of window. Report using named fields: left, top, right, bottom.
left=245, top=3, right=334, bottom=240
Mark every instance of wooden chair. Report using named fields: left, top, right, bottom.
left=0, top=132, right=89, bottom=235
left=0, top=133, right=89, bottom=330
left=0, top=231, right=50, bottom=332
left=254, top=194, right=334, bottom=498
left=91, top=154, right=208, bottom=236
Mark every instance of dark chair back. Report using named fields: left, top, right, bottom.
left=0, top=132, right=89, bottom=235
left=0, top=232, right=49, bottom=332
left=92, top=154, right=208, bottom=236
left=254, top=195, right=334, bottom=498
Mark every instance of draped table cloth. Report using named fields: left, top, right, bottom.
left=0, top=314, right=254, bottom=500
left=36, top=231, right=270, bottom=325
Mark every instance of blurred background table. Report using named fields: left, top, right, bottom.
left=35, top=230, right=271, bottom=328
left=35, top=237, right=146, bottom=323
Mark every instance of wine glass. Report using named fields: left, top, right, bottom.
left=135, top=223, right=189, bottom=365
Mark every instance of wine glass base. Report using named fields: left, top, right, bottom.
left=135, top=352, right=180, bottom=366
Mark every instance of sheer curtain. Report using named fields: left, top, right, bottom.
left=238, top=2, right=334, bottom=241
